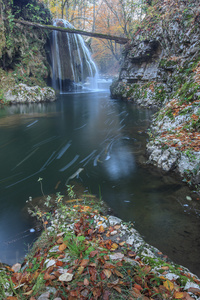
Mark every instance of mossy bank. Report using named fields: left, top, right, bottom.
left=0, top=0, right=54, bottom=104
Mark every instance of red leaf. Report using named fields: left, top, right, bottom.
left=56, top=260, right=63, bottom=266
left=89, top=250, right=98, bottom=257
left=89, top=267, right=97, bottom=281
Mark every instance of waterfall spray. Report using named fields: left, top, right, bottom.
left=51, top=19, right=98, bottom=92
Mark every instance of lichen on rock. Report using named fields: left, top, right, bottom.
left=5, top=83, right=56, bottom=103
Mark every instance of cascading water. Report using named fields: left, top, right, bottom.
left=50, top=19, right=98, bottom=92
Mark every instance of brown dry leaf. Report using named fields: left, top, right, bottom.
left=99, top=225, right=105, bottom=233
left=92, top=287, right=102, bottom=297
left=113, top=269, right=124, bottom=278
left=59, top=243, right=67, bottom=251
left=89, top=262, right=97, bottom=267
left=6, top=297, right=18, bottom=300
left=110, top=243, right=118, bottom=251
left=89, top=250, right=98, bottom=257
left=84, top=278, right=90, bottom=286
left=56, top=237, right=63, bottom=244
left=161, top=266, right=169, bottom=270
left=143, top=265, right=151, bottom=273
left=80, top=259, right=89, bottom=267
left=44, top=272, right=56, bottom=281
left=89, top=267, right=97, bottom=281
left=103, top=290, right=111, bottom=300
left=188, top=287, right=200, bottom=294
left=130, top=287, right=142, bottom=298
left=183, top=292, right=196, bottom=300
left=119, top=241, right=125, bottom=246
left=103, top=269, right=112, bottom=278
left=114, top=225, right=121, bottom=230
left=113, top=285, right=122, bottom=293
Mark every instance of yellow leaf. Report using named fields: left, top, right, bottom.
left=23, top=290, right=33, bottom=296
left=110, top=243, right=118, bottom=251
left=174, top=292, right=184, bottom=299
left=77, top=266, right=84, bottom=275
left=163, top=280, right=174, bottom=291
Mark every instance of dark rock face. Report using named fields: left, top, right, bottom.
left=119, top=40, right=162, bottom=83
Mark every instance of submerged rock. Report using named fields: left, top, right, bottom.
left=5, top=84, right=56, bottom=103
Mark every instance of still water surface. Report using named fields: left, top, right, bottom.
left=0, top=86, right=200, bottom=276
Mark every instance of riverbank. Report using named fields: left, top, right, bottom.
left=1, top=190, right=200, bottom=300
left=110, top=0, right=200, bottom=192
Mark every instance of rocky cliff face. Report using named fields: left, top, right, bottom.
left=110, top=0, right=200, bottom=190
left=0, top=0, right=52, bottom=103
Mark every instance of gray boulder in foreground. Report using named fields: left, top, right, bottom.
left=5, top=83, right=56, bottom=103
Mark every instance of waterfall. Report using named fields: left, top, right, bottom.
left=50, top=19, right=98, bottom=93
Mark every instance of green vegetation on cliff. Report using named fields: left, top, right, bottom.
left=0, top=0, right=52, bottom=103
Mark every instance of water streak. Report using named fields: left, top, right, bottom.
left=59, top=154, right=80, bottom=172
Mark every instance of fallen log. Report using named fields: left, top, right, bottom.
left=14, top=19, right=130, bottom=45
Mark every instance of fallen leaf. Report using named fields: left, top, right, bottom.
left=161, top=266, right=169, bottom=270
left=99, top=225, right=105, bottom=233
left=59, top=243, right=67, bottom=251
left=89, top=267, right=97, bottom=281
left=134, top=283, right=143, bottom=291
left=23, top=290, right=33, bottom=296
left=103, top=290, right=111, bottom=300
left=163, top=280, right=174, bottom=291
left=56, top=237, right=63, bottom=244
left=119, top=241, right=125, bottom=246
left=113, top=269, right=124, bottom=278
left=113, top=285, right=122, bottom=293
left=81, top=288, right=89, bottom=297
left=56, top=260, right=63, bottom=267
left=114, top=224, right=121, bottom=230
left=84, top=278, right=90, bottom=286
left=59, top=272, right=73, bottom=282
left=110, top=243, right=118, bottom=251
left=103, top=269, right=112, bottom=278
left=80, top=259, right=89, bottom=267
left=89, top=250, right=98, bottom=257
left=77, top=266, right=84, bottom=275
left=130, top=287, right=142, bottom=298
left=174, top=291, right=184, bottom=299
left=188, top=287, right=200, bottom=293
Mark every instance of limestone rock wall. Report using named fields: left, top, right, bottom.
left=110, top=0, right=200, bottom=189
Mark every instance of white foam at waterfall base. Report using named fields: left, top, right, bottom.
left=51, top=19, right=99, bottom=93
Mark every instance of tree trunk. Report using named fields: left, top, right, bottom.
left=14, top=19, right=130, bottom=44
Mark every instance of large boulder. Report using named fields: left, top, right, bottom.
left=5, top=83, right=56, bottom=103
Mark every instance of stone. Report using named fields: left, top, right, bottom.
left=37, top=291, right=50, bottom=300
left=5, top=84, right=56, bottom=104
left=108, top=216, right=122, bottom=226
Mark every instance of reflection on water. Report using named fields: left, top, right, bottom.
left=0, top=89, right=200, bottom=276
